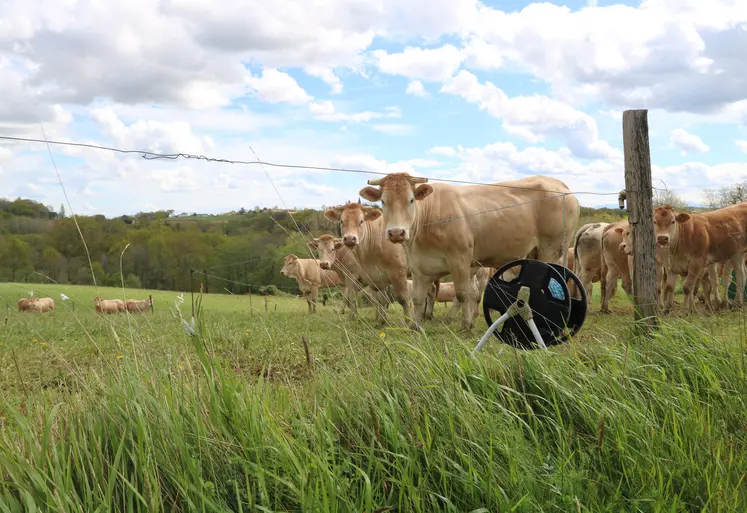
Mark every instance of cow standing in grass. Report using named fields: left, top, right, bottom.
left=280, top=254, right=342, bottom=314
left=572, top=222, right=610, bottom=305
left=94, top=297, right=125, bottom=314
left=359, top=173, right=580, bottom=331
left=126, top=298, right=155, bottom=313
left=323, top=202, right=414, bottom=326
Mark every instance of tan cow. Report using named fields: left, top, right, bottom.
left=126, top=298, right=155, bottom=313
left=571, top=222, right=610, bottom=305
left=652, top=204, right=747, bottom=312
left=359, top=173, right=580, bottom=331
left=308, top=234, right=400, bottom=319
left=324, top=202, right=413, bottom=325
left=600, top=221, right=633, bottom=313
left=280, top=254, right=342, bottom=314
left=17, top=298, right=34, bottom=312
left=23, top=297, right=55, bottom=312
left=94, top=297, right=124, bottom=314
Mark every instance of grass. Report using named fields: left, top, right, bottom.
left=0, top=280, right=746, bottom=512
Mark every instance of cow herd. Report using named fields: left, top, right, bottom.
left=281, top=172, right=747, bottom=333
left=281, top=173, right=581, bottom=332
left=569, top=202, right=747, bottom=315
left=17, top=295, right=155, bottom=314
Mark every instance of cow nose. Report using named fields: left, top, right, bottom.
left=319, top=261, right=330, bottom=269
left=388, top=228, right=405, bottom=240
left=343, top=235, right=357, bottom=246
left=619, top=243, right=626, bottom=252
left=657, top=235, right=669, bottom=245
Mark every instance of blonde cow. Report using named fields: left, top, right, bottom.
left=126, top=298, right=155, bottom=313
left=280, top=254, right=342, bottom=314
left=324, top=202, right=414, bottom=325
left=571, top=222, right=610, bottom=305
left=27, top=297, right=55, bottom=312
left=360, top=172, right=580, bottom=332
left=94, top=297, right=125, bottom=314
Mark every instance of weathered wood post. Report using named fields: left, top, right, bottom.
left=149, top=294, right=154, bottom=314
left=248, top=286, right=253, bottom=316
left=622, top=109, right=659, bottom=332
left=264, top=295, right=268, bottom=313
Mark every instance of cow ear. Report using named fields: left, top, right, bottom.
left=333, top=240, right=344, bottom=250
left=414, top=184, right=434, bottom=201
left=324, top=209, right=341, bottom=222
left=614, top=227, right=623, bottom=234
left=364, top=209, right=382, bottom=221
left=675, top=213, right=690, bottom=223
left=359, top=186, right=381, bottom=202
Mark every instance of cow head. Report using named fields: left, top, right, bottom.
left=308, top=234, right=344, bottom=270
left=653, top=205, right=690, bottom=247
left=324, top=202, right=381, bottom=248
left=614, top=222, right=632, bottom=255
left=280, top=254, right=299, bottom=278
left=359, top=173, right=433, bottom=243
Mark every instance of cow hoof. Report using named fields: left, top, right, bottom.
left=408, top=321, right=424, bottom=333
left=599, top=308, right=611, bottom=315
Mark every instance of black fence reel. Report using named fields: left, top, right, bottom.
left=473, top=258, right=588, bottom=354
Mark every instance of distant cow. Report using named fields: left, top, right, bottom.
left=572, top=222, right=610, bottom=305
left=280, top=254, right=342, bottom=314
left=24, top=297, right=55, bottom=312
left=17, top=298, right=34, bottom=312
left=324, top=202, right=413, bottom=325
left=360, top=173, right=580, bottom=331
left=94, top=297, right=125, bottom=314
left=126, top=298, right=155, bottom=313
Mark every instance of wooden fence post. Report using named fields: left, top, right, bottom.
left=149, top=294, right=154, bottom=314
left=264, top=295, right=268, bottom=313
left=622, top=109, right=659, bottom=333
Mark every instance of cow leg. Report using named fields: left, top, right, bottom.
left=660, top=271, right=677, bottom=314
left=727, top=254, right=746, bottom=309
left=681, top=262, right=705, bottom=314
left=579, top=267, right=595, bottom=306
left=447, top=264, right=475, bottom=332
left=310, top=287, right=319, bottom=314
left=408, top=275, right=434, bottom=331
left=600, top=265, right=619, bottom=314
left=423, top=282, right=436, bottom=320
left=445, top=297, right=462, bottom=322
left=718, top=261, right=732, bottom=309
left=699, top=267, right=715, bottom=312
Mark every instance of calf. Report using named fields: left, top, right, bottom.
left=280, top=254, right=342, bottom=314
left=572, top=222, right=610, bottom=305
left=324, top=202, right=413, bottom=325
left=600, top=221, right=633, bottom=313
left=94, top=297, right=124, bottom=314
left=126, top=298, right=155, bottom=313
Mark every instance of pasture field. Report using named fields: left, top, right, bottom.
left=0, top=281, right=746, bottom=512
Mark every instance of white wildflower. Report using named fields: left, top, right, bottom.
left=182, top=317, right=196, bottom=336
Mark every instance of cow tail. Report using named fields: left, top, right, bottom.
left=434, top=279, right=440, bottom=299
left=571, top=226, right=583, bottom=275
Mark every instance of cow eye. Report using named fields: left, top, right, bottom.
left=359, top=219, right=363, bottom=225
left=410, top=198, right=414, bottom=204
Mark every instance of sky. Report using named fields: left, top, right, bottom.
left=1, top=0, right=746, bottom=217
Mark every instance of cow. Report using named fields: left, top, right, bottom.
left=571, top=222, right=610, bottom=305
left=359, top=173, right=580, bottom=331
left=323, top=202, right=413, bottom=326
left=94, top=297, right=124, bottom=314
left=24, top=297, right=55, bottom=312
left=599, top=221, right=633, bottom=313
left=17, top=298, right=34, bottom=312
left=280, top=254, right=342, bottom=314
left=126, top=298, right=155, bottom=313
left=619, top=204, right=747, bottom=313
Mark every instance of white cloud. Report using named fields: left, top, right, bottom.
left=372, top=124, right=415, bottom=135
left=669, top=128, right=710, bottom=155
left=406, top=80, right=429, bottom=98
left=312, top=103, right=401, bottom=124
left=245, top=68, right=312, bottom=105
left=441, top=70, right=620, bottom=159
left=373, top=45, right=464, bottom=82
left=428, top=146, right=457, bottom=156
left=304, top=66, right=343, bottom=94
left=736, top=140, right=747, bottom=153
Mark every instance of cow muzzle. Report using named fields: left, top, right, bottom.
left=619, top=243, right=630, bottom=255
left=387, top=228, right=407, bottom=243
left=657, top=235, right=670, bottom=246
left=319, top=261, right=331, bottom=270
left=343, top=235, right=358, bottom=247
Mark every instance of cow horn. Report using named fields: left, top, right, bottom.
left=407, top=176, right=429, bottom=184
left=367, top=178, right=383, bottom=185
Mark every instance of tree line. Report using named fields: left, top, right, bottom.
left=0, top=199, right=337, bottom=295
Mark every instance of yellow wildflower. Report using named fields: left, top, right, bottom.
left=379, top=332, right=386, bottom=338
left=116, top=355, right=124, bottom=359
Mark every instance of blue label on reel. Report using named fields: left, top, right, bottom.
left=548, top=278, right=565, bottom=300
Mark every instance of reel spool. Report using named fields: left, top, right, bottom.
left=476, top=259, right=588, bottom=351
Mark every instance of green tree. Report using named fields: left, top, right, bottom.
left=42, top=246, right=65, bottom=281
left=0, top=235, right=33, bottom=281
